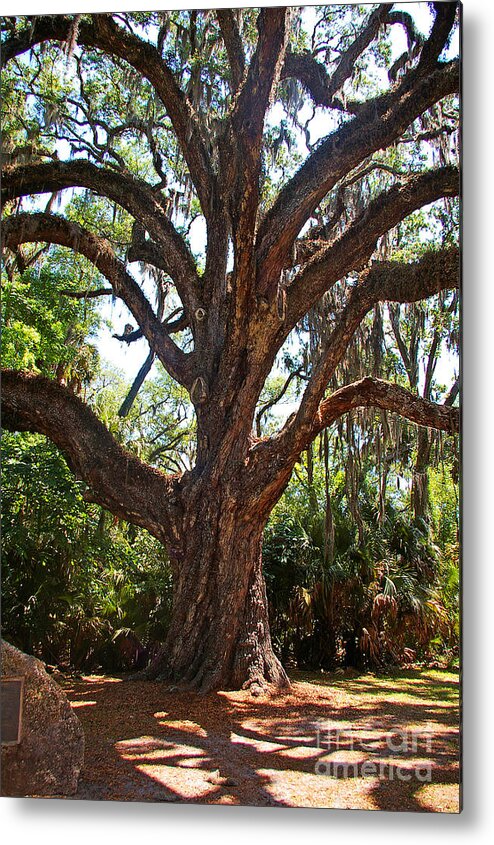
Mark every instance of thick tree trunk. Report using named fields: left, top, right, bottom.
left=141, top=488, right=289, bottom=693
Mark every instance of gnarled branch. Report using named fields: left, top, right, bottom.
left=231, top=7, right=289, bottom=155
left=228, top=7, right=289, bottom=260
left=2, top=212, right=194, bottom=388
left=1, top=158, right=200, bottom=317
left=315, top=376, right=459, bottom=439
left=1, top=13, right=214, bottom=215
left=216, top=8, right=245, bottom=93
left=286, top=165, right=459, bottom=328
left=252, top=246, right=459, bottom=481
left=1, top=369, right=182, bottom=545
left=279, top=3, right=456, bottom=115
left=417, top=2, right=458, bottom=70
left=281, top=5, right=390, bottom=110
left=257, top=59, right=459, bottom=292
left=288, top=246, right=459, bottom=450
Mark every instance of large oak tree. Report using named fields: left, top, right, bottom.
left=1, top=4, right=460, bottom=692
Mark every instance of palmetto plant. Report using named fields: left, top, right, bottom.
left=264, top=494, right=452, bottom=671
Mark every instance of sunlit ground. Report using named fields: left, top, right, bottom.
left=61, top=667, right=460, bottom=812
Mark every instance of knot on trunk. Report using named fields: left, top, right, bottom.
left=190, top=376, right=209, bottom=405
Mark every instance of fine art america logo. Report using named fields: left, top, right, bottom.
left=314, top=723, right=433, bottom=782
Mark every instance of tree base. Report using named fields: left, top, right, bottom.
left=134, top=640, right=290, bottom=695
left=133, top=494, right=291, bottom=694
left=134, top=545, right=290, bottom=694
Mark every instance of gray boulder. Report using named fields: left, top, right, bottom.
left=1, top=639, right=84, bottom=797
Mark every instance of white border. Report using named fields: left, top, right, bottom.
left=2, top=1, right=494, bottom=842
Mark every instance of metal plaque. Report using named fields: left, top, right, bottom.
left=1, top=677, right=24, bottom=745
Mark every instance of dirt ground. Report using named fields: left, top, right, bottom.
left=61, top=667, right=460, bottom=812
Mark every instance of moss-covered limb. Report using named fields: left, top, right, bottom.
left=1, top=160, right=200, bottom=315
left=248, top=247, right=459, bottom=490
left=316, top=377, right=459, bottom=437
left=256, top=61, right=458, bottom=294
left=286, top=168, right=459, bottom=328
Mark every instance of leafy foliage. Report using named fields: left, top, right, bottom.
left=263, top=437, right=459, bottom=671
left=1, top=430, right=172, bottom=670
left=1, top=255, right=100, bottom=382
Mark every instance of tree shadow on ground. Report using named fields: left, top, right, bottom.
left=61, top=667, right=460, bottom=812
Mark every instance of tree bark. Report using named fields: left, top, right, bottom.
left=411, top=426, right=433, bottom=523
left=141, top=482, right=289, bottom=693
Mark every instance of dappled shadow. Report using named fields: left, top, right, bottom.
left=61, top=667, right=460, bottom=811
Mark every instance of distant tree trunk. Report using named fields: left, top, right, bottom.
left=323, top=429, right=335, bottom=565
left=306, top=441, right=319, bottom=514
left=411, top=426, right=433, bottom=523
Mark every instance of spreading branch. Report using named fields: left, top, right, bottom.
left=1, top=159, right=200, bottom=317
left=281, top=4, right=390, bottom=110
left=417, top=2, right=458, bottom=70
left=1, top=369, right=182, bottom=545
left=257, top=58, right=459, bottom=290
left=280, top=3, right=456, bottom=114
left=231, top=8, right=289, bottom=156
left=252, top=246, right=459, bottom=481
left=216, top=8, right=245, bottom=92
left=228, top=8, right=289, bottom=259
left=315, top=377, right=459, bottom=439
left=290, top=246, right=459, bottom=446
left=286, top=165, right=459, bottom=328
left=1, top=13, right=214, bottom=214
left=60, top=287, right=113, bottom=300
left=2, top=212, right=194, bottom=388
left=250, top=374, right=459, bottom=501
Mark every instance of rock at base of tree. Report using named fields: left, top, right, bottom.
left=1, top=639, right=84, bottom=797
